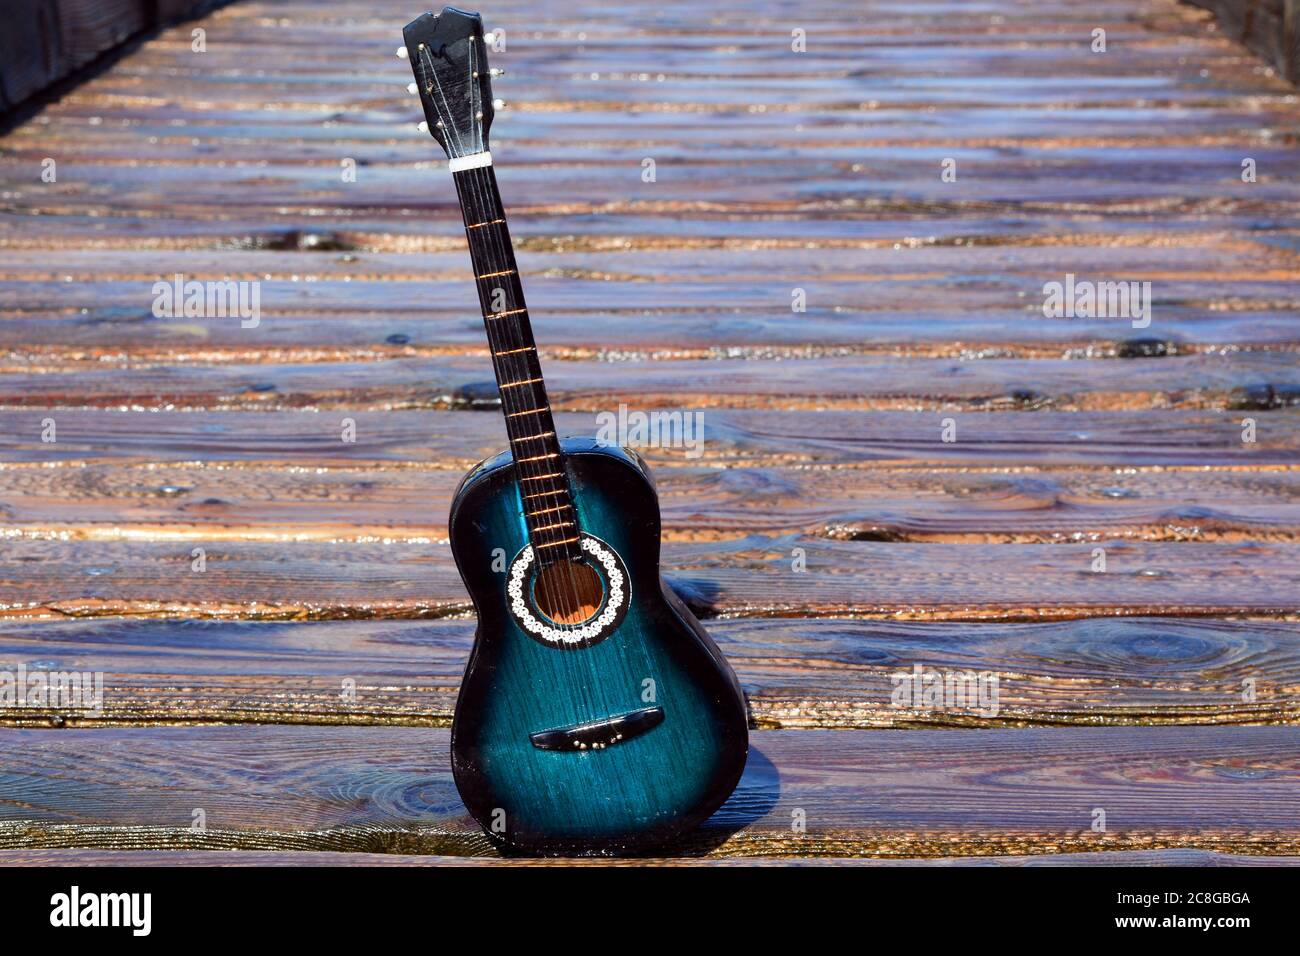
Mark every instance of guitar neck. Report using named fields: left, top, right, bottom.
left=452, top=162, right=580, bottom=563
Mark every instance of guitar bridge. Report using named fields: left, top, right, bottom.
left=529, top=706, right=664, bottom=751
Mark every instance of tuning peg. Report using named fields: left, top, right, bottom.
left=406, top=82, right=418, bottom=95
left=493, top=98, right=506, bottom=110
left=490, top=68, right=505, bottom=77
left=417, top=121, right=429, bottom=133
left=396, top=46, right=408, bottom=59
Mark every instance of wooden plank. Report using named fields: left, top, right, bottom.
left=3, top=847, right=1297, bottom=866
left=0, top=537, right=1295, bottom=621
left=3, top=460, right=1299, bottom=543
left=1, top=726, right=1298, bottom=857
left=3, top=176, right=1295, bottom=248
left=0, top=351, right=1293, bottom=412
left=1, top=409, right=1296, bottom=468
left=0, top=617, right=1295, bottom=728
left=5, top=152, right=1300, bottom=212
left=1, top=243, right=1295, bottom=356
left=0, top=304, right=1295, bottom=358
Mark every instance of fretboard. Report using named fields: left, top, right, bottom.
left=452, top=163, right=580, bottom=565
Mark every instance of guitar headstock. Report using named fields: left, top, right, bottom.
left=402, top=7, right=495, bottom=161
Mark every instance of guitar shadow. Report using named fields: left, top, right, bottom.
left=663, top=573, right=723, bottom=619
left=627, top=743, right=782, bottom=859
left=649, top=577, right=780, bottom=857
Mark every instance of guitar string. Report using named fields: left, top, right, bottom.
left=463, top=28, right=653, bottom=765
left=475, top=163, right=587, bottom=620
left=455, top=47, right=588, bottom=627
left=440, top=46, right=569, bottom=587
left=457, top=162, right=582, bottom=627
left=434, top=34, right=598, bottom=661
left=457, top=171, right=565, bottom=566
left=464, top=163, right=588, bottom=627
left=431, top=30, right=617, bottom=743
left=447, top=47, right=575, bottom=595
left=462, top=162, right=616, bottom=729
left=422, top=44, right=466, bottom=157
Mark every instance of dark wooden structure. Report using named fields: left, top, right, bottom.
left=1185, top=0, right=1300, bottom=83
left=0, top=0, right=230, bottom=111
left=0, top=0, right=1297, bottom=863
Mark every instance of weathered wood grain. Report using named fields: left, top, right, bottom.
left=0, top=351, right=1296, bottom=412
left=1, top=726, right=1298, bottom=858
left=0, top=536, right=1296, bottom=621
left=0, top=0, right=1297, bottom=866
left=2, top=244, right=1296, bottom=359
left=0, top=302, right=1296, bottom=357
left=2, top=409, right=1297, bottom=468
left=4, top=460, right=1300, bottom=542
left=5, top=155, right=1300, bottom=218
left=0, top=617, right=1294, bottom=728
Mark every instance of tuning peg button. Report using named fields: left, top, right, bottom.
left=417, top=121, right=429, bottom=133
left=489, top=69, right=505, bottom=77
left=406, top=82, right=418, bottom=95
left=492, top=98, right=506, bottom=110
left=396, top=46, right=408, bottom=59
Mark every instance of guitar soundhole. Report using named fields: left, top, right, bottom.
left=533, top=559, right=604, bottom=626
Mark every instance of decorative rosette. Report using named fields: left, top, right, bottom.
left=506, top=535, right=629, bottom=648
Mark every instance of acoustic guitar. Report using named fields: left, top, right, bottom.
left=402, top=7, right=749, bottom=855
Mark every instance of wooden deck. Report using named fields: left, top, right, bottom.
left=0, top=0, right=1298, bottom=864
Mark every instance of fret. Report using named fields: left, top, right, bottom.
left=516, top=452, right=559, bottom=464
left=499, top=377, right=542, bottom=389
left=466, top=218, right=505, bottom=229
left=478, top=269, right=516, bottom=279
left=509, top=431, right=555, bottom=443
left=493, top=345, right=535, bottom=356
left=520, top=471, right=565, bottom=482
left=487, top=308, right=527, bottom=320
left=526, top=503, right=572, bottom=517
left=536, top=536, right=581, bottom=549
left=532, top=519, right=575, bottom=533
left=505, top=406, right=547, bottom=418
left=522, top=489, right=566, bottom=500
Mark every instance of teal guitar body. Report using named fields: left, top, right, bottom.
left=448, top=439, right=749, bottom=855
left=403, top=7, right=748, bottom=855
